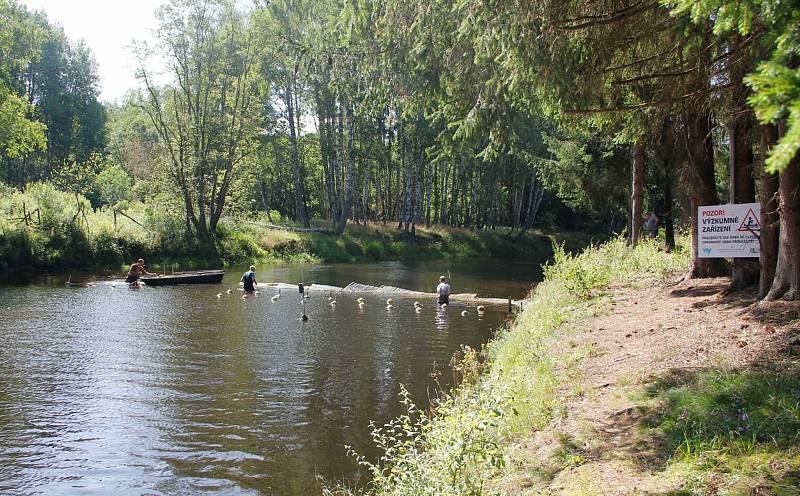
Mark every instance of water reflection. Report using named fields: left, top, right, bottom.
left=435, top=306, right=450, bottom=331
left=0, top=259, right=542, bottom=495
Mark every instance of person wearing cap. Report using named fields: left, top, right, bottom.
left=436, top=275, right=451, bottom=306
left=241, top=265, right=258, bottom=292
left=126, top=258, right=156, bottom=283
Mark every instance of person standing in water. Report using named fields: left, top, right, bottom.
left=436, top=275, right=451, bottom=306
left=241, top=265, right=258, bottom=292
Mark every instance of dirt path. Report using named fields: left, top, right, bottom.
left=500, top=276, right=800, bottom=495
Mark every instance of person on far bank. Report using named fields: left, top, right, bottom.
left=126, top=258, right=156, bottom=283
left=644, top=211, right=659, bottom=238
left=241, top=265, right=258, bottom=292
left=436, top=275, right=451, bottom=306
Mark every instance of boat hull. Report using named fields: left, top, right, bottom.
left=140, top=270, right=225, bottom=286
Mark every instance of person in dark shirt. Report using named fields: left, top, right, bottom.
left=436, top=275, right=451, bottom=306
left=241, top=265, right=258, bottom=291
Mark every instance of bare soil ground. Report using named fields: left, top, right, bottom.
left=497, top=276, right=800, bottom=495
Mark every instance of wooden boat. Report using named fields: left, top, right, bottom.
left=140, top=270, right=225, bottom=286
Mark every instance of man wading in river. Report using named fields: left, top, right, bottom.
left=126, top=258, right=156, bottom=284
left=241, top=265, right=258, bottom=292
left=436, top=275, right=451, bottom=307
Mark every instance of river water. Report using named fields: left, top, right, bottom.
left=0, top=259, right=542, bottom=495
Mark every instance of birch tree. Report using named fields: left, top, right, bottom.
left=136, top=0, right=260, bottom=241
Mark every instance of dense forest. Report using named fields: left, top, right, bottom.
left=0, top=0, right=798, bottom=300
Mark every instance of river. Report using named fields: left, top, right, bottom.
left=0, top=259, right=542, bottom=495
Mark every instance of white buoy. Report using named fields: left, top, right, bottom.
left=242, top=294, right=248, bottom=299
left=415, top=307, right=422, bottom=313
left=413, top=300, right=421, bottom=307
left=330, top=299, right=337, bottom=306
left=356, top=297, right=364, bottom=303
left=461, top=310, right=468, bottom=317
left=216, top=293, right=222, bottom=298
left=226, top=289, right=232, bottom=294
left=441, top=303, right=448, bottom=309
left=386, top=298, right=394, bottom=305
left=358, top=301, right=365, bottom=308
left=271, top=294, right=279, bottom=302
left=476, top=305, right=485, bottom=312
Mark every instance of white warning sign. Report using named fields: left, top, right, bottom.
left=698, top=203, right=760, bottom=258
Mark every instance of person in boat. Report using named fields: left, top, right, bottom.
left=436, top=275, right=451, bottom=306
left=241, top=265, right=258, bottom=292
left=126, top=258, right=156, bottom=284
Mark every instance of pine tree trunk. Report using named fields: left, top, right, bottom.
left=336, top=103, right=356, bottom=236
left=382, top=110, right=391, bottom=225
left=728, top=114, right=759, bottom=289
left=630, top=141, right=644, bottom=246
left=758, top=124, right=780, bottom=299
left=363, top=158, right=371, bottom=225
left=728, top=39, right=759, bottom=290
left=686, top=109, right=726, bottom=278
left=765, top=145, right=800, bottom=300
left=285, top=82, right=309, bottom=227
left=663, top=171, right=676, bottom=252
left=334, top=103, right=345, bottom=222
left=424, top=157, right=433, bottom=227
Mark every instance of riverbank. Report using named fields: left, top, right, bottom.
left=336, top=238, right=800, bottom=495
left=1, top=184, right=596, bottom=273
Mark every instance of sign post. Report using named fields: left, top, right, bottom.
left=698, top=203, right=760, bottom=258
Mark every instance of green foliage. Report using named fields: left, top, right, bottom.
left=349, top=381, right=509, bottom=496
left=91, top=163, right=133, bottom=206
left=747, top=62, right=800, bottom=173
left=0, top=85, right=46, bottom=158
left=0, top=0, right=106, bottom=185
left=538, top=131, right=629, bottom=222
left=0, top=182, right=90, bottom=268
left=543, top=236, right=689, bottom=300
left=664, top=0, right=800, bottom=172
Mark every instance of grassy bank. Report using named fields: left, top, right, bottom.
left=0, top=183, right=593, bottom=273
left=333, top=235, right=800, bottom=495
left=327, top=237, right=696, bottom=495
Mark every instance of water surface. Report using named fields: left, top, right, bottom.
left=0, top=259, right=541, bottom=495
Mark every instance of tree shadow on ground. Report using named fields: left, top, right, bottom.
left=668, top=282, right=728, bottom=299
left=619, top=365, right=800, bottom=493
left=667, top=278, right=800, bottom=328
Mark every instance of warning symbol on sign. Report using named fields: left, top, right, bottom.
left=737, top=208, right=760, bottom=232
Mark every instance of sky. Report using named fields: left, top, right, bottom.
left=19, top=0, right=165, bottom=103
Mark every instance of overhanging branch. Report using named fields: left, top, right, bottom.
left=565, top=82, right=734, bottom=114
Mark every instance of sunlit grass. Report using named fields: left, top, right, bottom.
left=641, top=367, right=800, bottom=494
left=1, top=183, right=576, bottom=271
